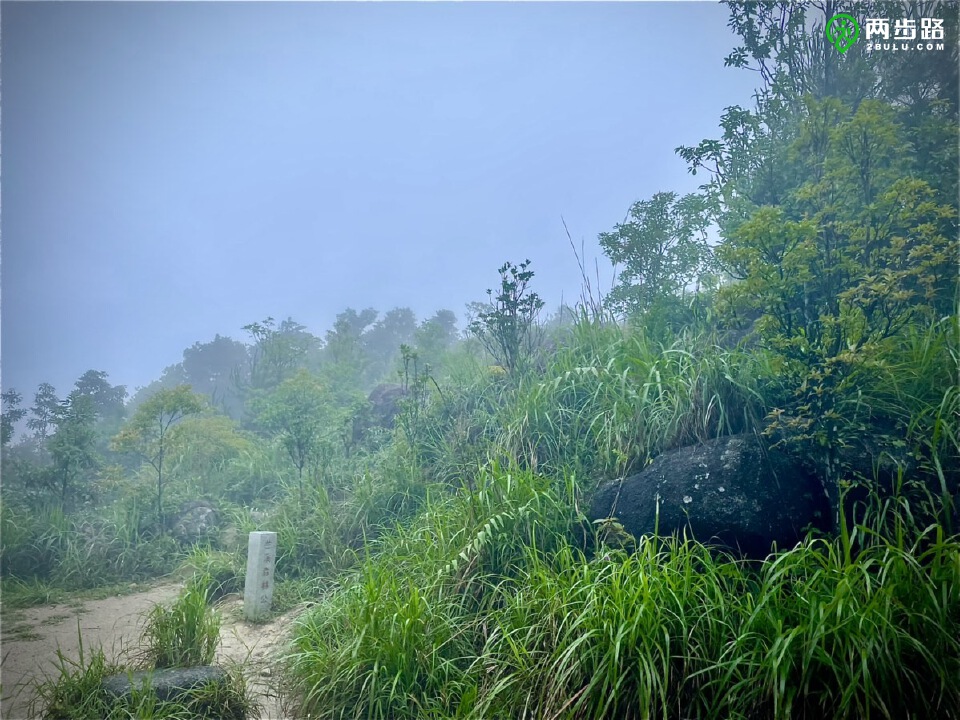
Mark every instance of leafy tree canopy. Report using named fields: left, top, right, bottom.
left=112, top=385, right=205, bottom=529
left=252, top=369, right=340, bottom=503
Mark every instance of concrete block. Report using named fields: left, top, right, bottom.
left=243, top=531, right=277, bottom=621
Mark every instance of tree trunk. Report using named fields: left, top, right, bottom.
left=298, top=465, right=304, bottom=508
left=158, top=449, right=164, bottom=534
left=823, top=0, right=836, bottom=99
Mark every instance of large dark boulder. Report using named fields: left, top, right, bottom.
left=101, top=665, right=229, bottom=704
left=367, top=383, right=407, bottom=429
left=101, top=665, right=247, bottom=718
left=589, top=434, right=830, bottom=559
left=349, top=384, right=409, bottom=452
left=171, top=501, right=220, bottom=544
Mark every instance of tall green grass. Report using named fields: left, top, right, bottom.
left=284, top=308, right=959, bottom=719
left=499, top=324, right=773, bottom=480
left=288, top=462, right=960, bottom=720
left=289, top=465, right=576, bottom=719
left=181, top=545, right=244, bottom=602
left=140, top=575, right=221, bottom=669
left=0, top=500, right=181, bottom=596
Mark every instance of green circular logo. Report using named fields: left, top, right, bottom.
left=826, top=13, right=861, bottom=54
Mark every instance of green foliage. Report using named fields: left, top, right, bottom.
left=500, top=321, right=770, bottom=480
left=0, top=501, right=181, bottom=592
left=31, top=629, right=255, bottom=720
left=48, top=393, right=100, bottom=505
left=182, top=546, right=243, bottom=602
left=71, top=370, right=128, bottom=439
left=30, top=632, right=124, bottom=720
left=707, top=96, right=958, bottom=527
left=2, top=388, right=28, bottom=446
left=241, top=316, right=318, bottom=393
left=111, top=386, right=205, bottom=530
left=709, top=98, right=955, bottom=346
left=165, top=414, right=255, bottom=497
left=5, top=6, right=956, bottom=719
left=665, top=1, right=959, bottom=534
left=720, top=1, right=958, bottom=113
left=362, top=307, right=419, bottom=384
left=289, top=465, right=575, bottom=720
left=413, top=309, right=460, bottom=369
left=1, top=576, right=67, bottom=609
left=468, top=260, right=545, bottom=376
left=320, top=307, right=379, bottom=390
left=180, top=334, right=250, bottom=419
left=141, top=574, right=221, bottom=669
left=289, top=460, right=960, bottom=720
left=270, top=483, right=354, bottom=579
left=252, top=369, right=341, bottom=504
left=28, top=382, right=61, bottom=440
left=599, top=191, right=715, bottom=323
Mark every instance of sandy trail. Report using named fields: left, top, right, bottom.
left=1, top=583, right=302, bottom=719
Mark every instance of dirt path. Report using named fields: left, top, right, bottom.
left=1, top=583, right=303, bottom=719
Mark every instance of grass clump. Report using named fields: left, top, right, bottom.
left=703, top=530, right=960, bottom=719
left=181, top=546, right=243, bottom=602
left=28, top=578, right=257, bottom=720
left=32, top=637, right=255, bottom=719
left=140, top=574, right=221, bottom=669
left=0, top=576, right=68, bottom=610
left=29, top=633, right=123, bottom=720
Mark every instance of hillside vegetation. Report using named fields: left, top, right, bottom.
left=2, top=3, right=958, bottom=718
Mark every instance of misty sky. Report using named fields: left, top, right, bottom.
left=2, top=1, right=758, bottom=402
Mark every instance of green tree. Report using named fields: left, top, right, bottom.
left=668, top=2, right=958, bottom=532
left=324, top=308, right=377, bottom=363
left=73, top=371, right=127, bottom=424
left=468, top=260, right=545, bottom=376
left=714, top=101, right=956, bottom=528
left=253, top=370, right=337, bottom=504
left=362, top=307, right=418, bottom=383
left=599, top=191, right=714, bottom=323
left=1, top=389, right=28, bottom=447
left=720, top=1, right=957, bottom=111
left=321, top=308, right=379, bottom=391
left=242, top=317, right=318, bottom=392
left=48, top=392, right=99, bottom=504
left=164, top=414, right=254, bottom=497
left=412, top=309, right=460, bottom=372
left=71, top=370, right=128, bottom=454
left=679, top=2, right=958, bottom=225
left=717, top=99, right=955, bottom=349
left=112, top=386, right=205, bottom=531
left=181, top=335, right=249, bottom=418
left=28, top=383, right=60, bottom=440
left=127, top=364, right=190, bottom=416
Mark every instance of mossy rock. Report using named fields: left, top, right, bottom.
left=101, top=665, right=245, bottom=718
left=590, top=434, right=831, bottom=559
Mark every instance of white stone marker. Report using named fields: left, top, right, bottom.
left=243, top=531, right=277, bottom=621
